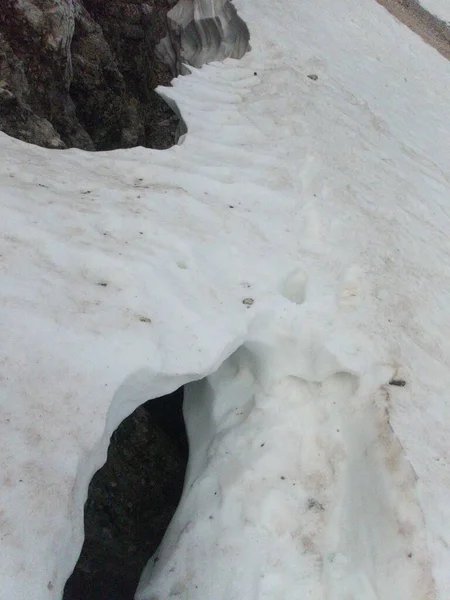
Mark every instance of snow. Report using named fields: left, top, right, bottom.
left=137, top=314, right=433, bottom=599
left=1, top=0, right=450, bottom=598
left=419, top=0, right=450, bottom=22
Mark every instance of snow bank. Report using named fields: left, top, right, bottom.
left=1, top=0, right=450, bottom=598
left=137, top=307, right=433, bottom=599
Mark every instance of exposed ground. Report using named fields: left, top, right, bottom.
left=376, top=0, right=450, bottom=60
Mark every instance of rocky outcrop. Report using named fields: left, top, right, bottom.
left=0, top=31, right=66, bottom=149
left=70, top=0, right=183, bottom=150
left=0, top=0, right=249, bottom=151
left=0, top=0, right=181, bottom=150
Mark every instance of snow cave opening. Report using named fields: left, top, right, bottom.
left=63, top=386, right=189, bottom=600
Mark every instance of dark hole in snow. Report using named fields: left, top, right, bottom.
left=63, top=386, right=188, bottom=600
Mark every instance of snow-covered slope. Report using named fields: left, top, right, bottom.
left=1, top=0, right=450, bottom=599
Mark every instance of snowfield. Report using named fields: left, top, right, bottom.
left=1, top=0, right=450, bottom=599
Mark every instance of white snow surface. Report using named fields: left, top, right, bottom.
left=1, top=0, right=450, bottom=599
left=419, top=0, right=450, bottom=22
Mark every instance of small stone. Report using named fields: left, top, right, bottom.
left=307, top=498, right=325, bottom=511
left=138, top=316, right=152, bottom=323
left=307, top=74, right=318, bottom=81
left=389, top=379, right=406, bottom=387
left=242, top=297, right=254, bottom=306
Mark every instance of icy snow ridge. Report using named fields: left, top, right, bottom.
left=168, top=0, right=250, bottom=67
left=1, top=0, right=450, bottom=598
left=138, top=302, right=434, bottom=600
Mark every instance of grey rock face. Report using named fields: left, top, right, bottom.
left=0, top=0, right=182, bottom=150
left=76, top=0, right=182, bottom=150
left=0, top=0, right=249, bottom=152
left=0, top=33, right=66, bottom=149
left=0, top=1, right=89, bottom=149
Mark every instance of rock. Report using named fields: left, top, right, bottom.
left=0, top=44, right=66, bottom=150
left=0, top=0, right=249, bottom=151
left=389, top=379, right=407, bottom=387
left=0, top=1, right=94, bottom=150
left=69, top=3, right=129, bottom=151
left=0, top=0, right=182, bottom=151
left=79, top=0, right=181, bottom=150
